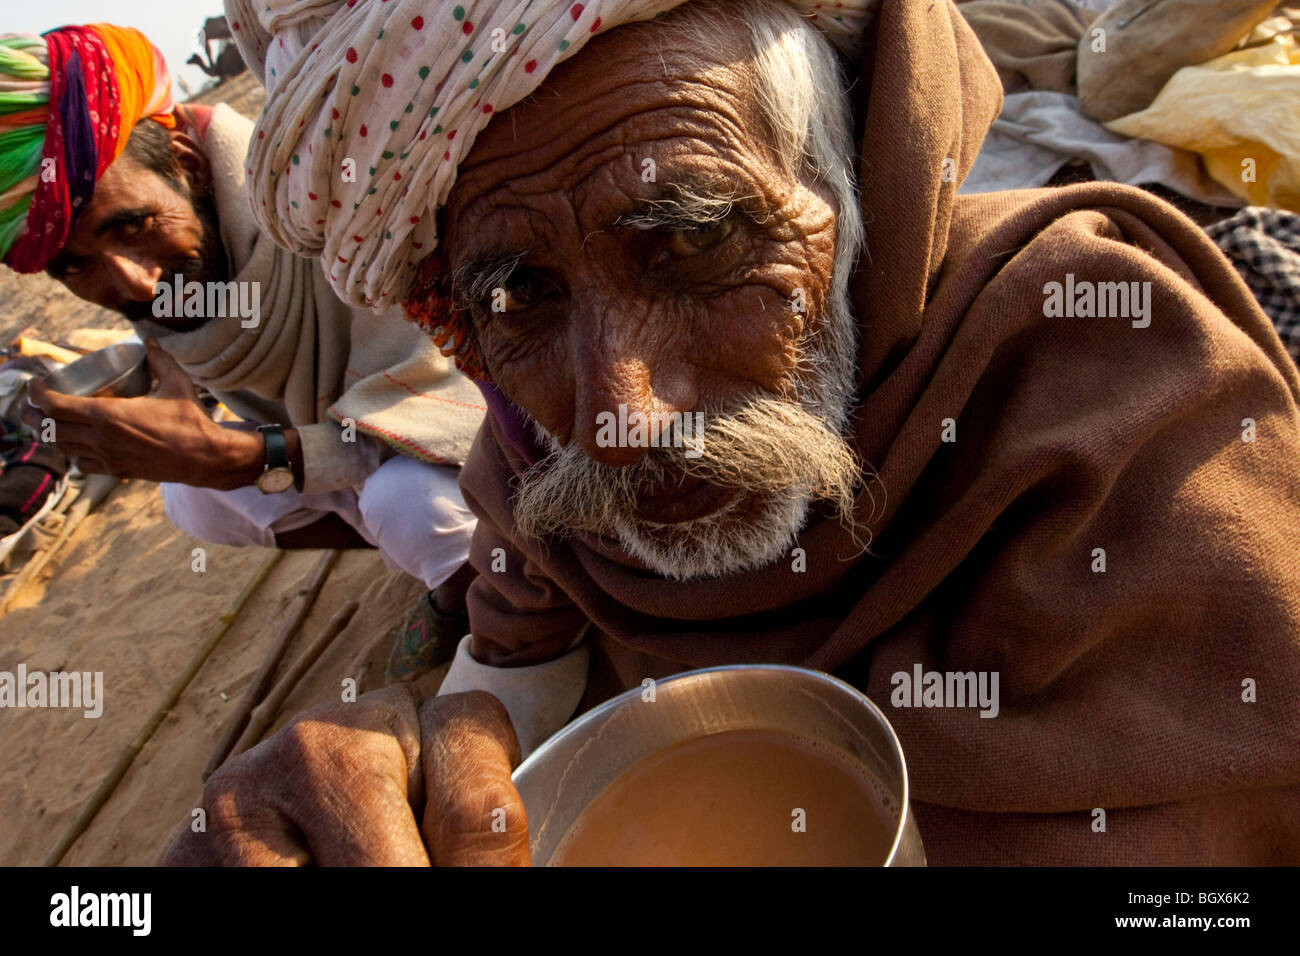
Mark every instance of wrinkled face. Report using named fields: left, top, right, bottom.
left=45, top=143, right=225, bottom=325
left=443, top=22, right=859, bottom=580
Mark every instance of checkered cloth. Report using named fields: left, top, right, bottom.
left=1205, top=207, right=1300, bottom=364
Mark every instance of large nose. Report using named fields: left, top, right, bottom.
left=569, top=293, right=697, bottom=467
left=101, top=252, right=164, bottom=305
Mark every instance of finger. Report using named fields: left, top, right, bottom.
left=146, top=340, right=195, bottom=400
left=162, top=797, right=311, bottom=867
left=160, top=819, right=224, bottom=866
left=25, top=378, right=59, bottom=420
left=26, top=377, right=48, bottom=406
left=274, top=684, right=431, bottom=866
left=19, top=398, right=46, bottom=430
left=163, top=830, right=304, bottom=866
left=171, top=761, right=318, bottom=866
left=24, top=381, right=96, bottom=424
left=167, top=684, right=430, bottom=867
left=419, top=691, right=529, bottom=867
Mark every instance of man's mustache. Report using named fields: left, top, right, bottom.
left=513, top=395, right=861, bottom=541
left=118, top=255, right=226, bottom=323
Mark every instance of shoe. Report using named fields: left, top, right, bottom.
left=384, top=588, right=470, bottom=684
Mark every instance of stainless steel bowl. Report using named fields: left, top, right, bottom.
left=513, top=664, right=927, bottom=866
left=40, top=342, right=150, bottom=398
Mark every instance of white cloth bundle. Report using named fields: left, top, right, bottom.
left=228, top=0, right=879, bottom=310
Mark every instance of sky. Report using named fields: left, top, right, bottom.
left=6, top=0, right=232, bottom=98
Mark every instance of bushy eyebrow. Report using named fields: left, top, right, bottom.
left=450, top=248, right=533, bottom=304
left=613, top=178, right=770, bottom=231
left=449, top=177, right=769, bottom=299
left=92, top=206, right=155, bottom=237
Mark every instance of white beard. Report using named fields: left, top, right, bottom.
left=606, top=485, right=818, bottom=581
left=511, top=225, right=862, bottom=581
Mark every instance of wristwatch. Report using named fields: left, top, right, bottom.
left=256, top=424, right=296, bottom=494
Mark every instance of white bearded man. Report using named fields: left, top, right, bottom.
left=163, top=0, right=1300, bottom=866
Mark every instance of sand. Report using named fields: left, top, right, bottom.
left=0, top=474, right=443, bottom=864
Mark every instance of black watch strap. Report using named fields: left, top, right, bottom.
left=257, top=424, right=290, bottom=471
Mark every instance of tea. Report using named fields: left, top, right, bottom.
left=552, top=728, right=897, bottom=866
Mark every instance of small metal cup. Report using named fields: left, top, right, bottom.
left=40, top=342, right=150, bottom=399
left=513, top=664, right=926, bottom=866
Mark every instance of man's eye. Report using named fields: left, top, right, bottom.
left=482, top=268, right=555, bottom=313
left=119, top=216, right=151, bottom=239
left=665, top=219, right=734, bottom=257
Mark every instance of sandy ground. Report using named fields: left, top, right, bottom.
left=0, top=73, right=447, bottom=866
left=0, top=477, right=439, bottom=865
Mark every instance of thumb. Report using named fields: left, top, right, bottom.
left=419, top=691, right=530, bottom=867
left=145, top=339, right=195, bottom=399
left=27, top=376, right=49, bottom=406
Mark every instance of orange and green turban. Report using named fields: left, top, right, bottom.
left=0, top=24, right=176, bottom=273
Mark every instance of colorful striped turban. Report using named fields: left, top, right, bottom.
left=231, top=0, right=878, bottom=372
left=0, top=24, right=176, bottom=273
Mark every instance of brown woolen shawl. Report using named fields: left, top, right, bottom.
left=457, top=0, right=1300, bottom=864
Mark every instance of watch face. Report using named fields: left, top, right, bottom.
left=257, top=467, right=295, bottom=494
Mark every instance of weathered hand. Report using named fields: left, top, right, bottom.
left=420, top=689, right=530, bottom=866
left=22, top=339, right=261, bottom=488
left=163, top=686, right=529, bottom=866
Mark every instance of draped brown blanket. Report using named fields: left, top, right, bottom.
left=459, top=0, right=1300, bottom=864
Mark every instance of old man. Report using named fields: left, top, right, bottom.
left=166, top=0, right=1300, bottom=865
left=0, top=25, right=484, bottom=673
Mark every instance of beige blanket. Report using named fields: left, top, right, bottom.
left=134, top=105, right=484, bottom=492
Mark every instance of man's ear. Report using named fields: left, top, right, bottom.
left=168, top=130, right=213, bottom=197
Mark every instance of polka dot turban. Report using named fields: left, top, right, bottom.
left=234, top=0, right=878, bottom=298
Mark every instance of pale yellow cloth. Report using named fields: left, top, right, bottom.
left=1105, top=29, right=1300, bottom=211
